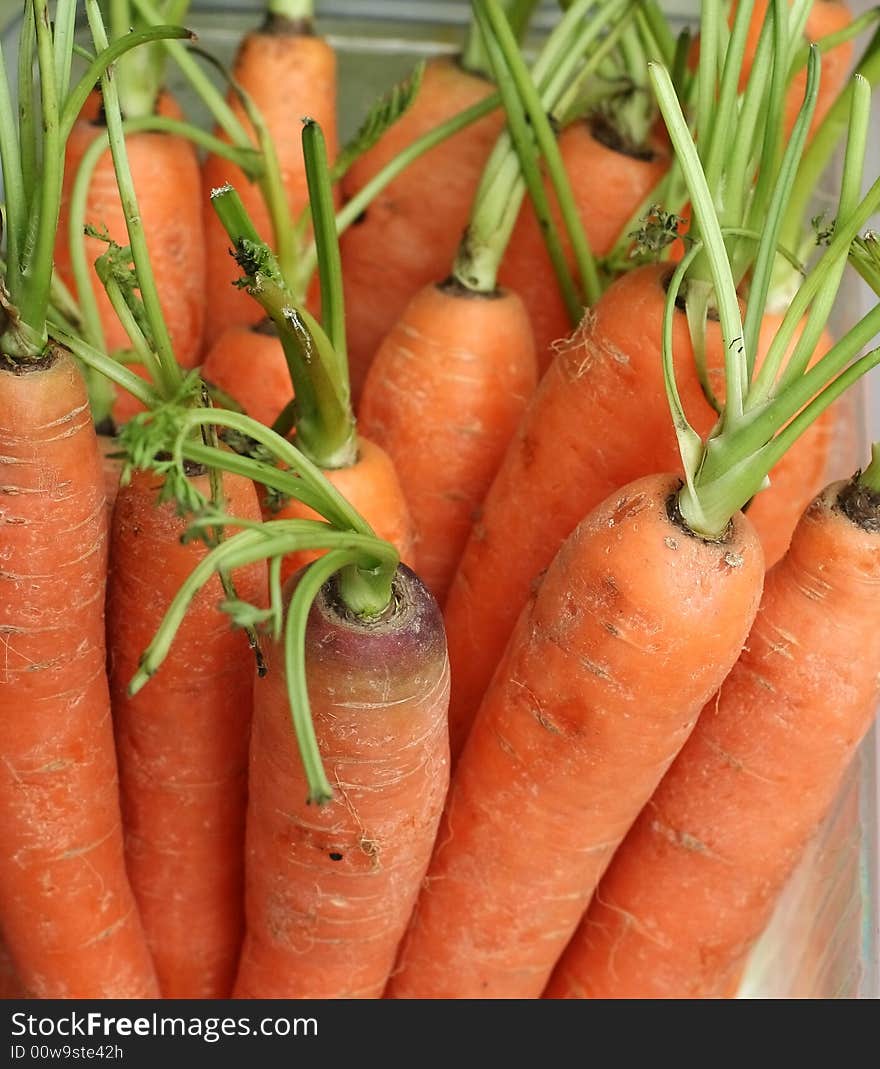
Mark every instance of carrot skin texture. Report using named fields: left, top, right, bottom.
left=55, top=96, right=205, bottom=392
left=498, top=121, right=669, bottom=368
left=444, top=265, right=833, bottom=760
left=201, top=324, right=293, bottom=428
left=547, top=480, right=879, bottom=999
left=358, top=283, right=538, bottom=604
left=268, top=436, right=416, bottom=582
left=0, top=352, right=158, bottom=999
left=340, top=58, right=504, bottom=401
left=387, top=474, right=763, bottom=999
left=108, top=470, right=267, bottom=999
left=201, top=31, right=337, bottom=344
left=234, top=565, right=450, bottom=999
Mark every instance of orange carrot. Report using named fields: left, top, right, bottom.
left=201, top=15, right=337, bottom=345
left=443, top=265, right=832, bottom=759
left=546, top=477, right=880, bottom=999
left=201, top=320, right=293, bottom=428
left=340, top=58, right=504, bottom=400
left=0, top=349, right=158, bottom=999
left=55, top=92, right=205, bottom=380
left=0, top=941, right=23, bottom=999
left=234, top=564, right=450, bottom=999
left=269, top=436, right=415, bottom=583
left=498, top=118, right=669, bottom=368
left=387, top=473, right=763, bottom=999
left=358, top=281, right=537, bottom=603
left=108, top=467, right=267, bottom=999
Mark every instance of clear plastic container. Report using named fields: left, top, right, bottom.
left=2, top=0, right=877, bottom=998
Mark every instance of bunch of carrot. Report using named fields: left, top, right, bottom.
left=1, top=0, right=879, bottom=1003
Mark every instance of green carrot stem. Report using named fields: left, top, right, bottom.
left=110, top=0, right=162, bottom=119
left=130, top=0, right=249, bottom=144
left=68, top=113, right=262, bottom=353
left=85, top=0, right=183, bottom=399
left=180, top=440, right=331, bottom=518
left=692, top=342, right=880, bottom=532
left=12, top=0, right=62, bottom=349
left=268, top=0, right=313, bottom=20
left=457, top=5, right=571, bottom=301
left=702, top=0, right=755, bottom=201
left=17, top=1, right=37, bottom=210
left=172, top=405, right=368, bottom=535
left=751, top=172, right=880, bottom=403
left=96, top=264, right=163, bottom=384
left=271, top=397, right=297, bottom=440
left=477, top=0, right=610, bottom=305
left=61, top=24, right=194, bottom=142
left=52, top=324, right=161, bottom=408
left=0, top=41, right=25, bottom=298
left=210, top=185, right=355, bottom=470
left=741, top=45, right=820, bottom=376
left=662, top=241, right=706, bottom=497
left=650, top=62, right=746, bottom=423
left=302, top=119, right=348, bottom=375
left=638, top=0, right=676, bottom=65
left=856, top=443, right=880, bottom=493
left=778, top=24, right=880, bottom=259
left=789, top=4, right=879, bottom=78
left=461, top=0, right=539, bottom=77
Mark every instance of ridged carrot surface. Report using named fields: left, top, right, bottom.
left=108, top=469, right=266, bottom=999
left=234, top=565, right=450, bottom=998
left=0, top=351, right=158, bottom=998
left=387, top=473, right=763, bottom=998
left=547, top=479, right=880, bottom=998
left=358, top=282, right=537, bottom=604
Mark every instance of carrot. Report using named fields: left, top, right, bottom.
left=356, top=0, right=639, bottom=603
left=392, top=55, right=879, bottom=997
left=0, top=0, right=159, bottom=999
left=499, top=120, right=670, bottom=368
left=108, top=468, right=267, bottom=998
left=340, top=59, right=504, bottom=400
left=387, top=472, right=765, bottom=998
left=544, top=477, right=880, bottom=999
left=212, top=123, right=415, bottom=582
left=200, top=2, right=337, bottom=345
left=98, top=431, right=124, bottom=514
left=234, top=563, right=449, bottom=998
left=55, top=91, right=206, bottom=385
left=442, top=266, right=835, bottom=758
left=359, top=282, right=536, bottom=602
left=201, top=319, right=293, bottom=428
left=271, top=437, right=415, bottom=583
left=0, top=349, right=157, bottom=999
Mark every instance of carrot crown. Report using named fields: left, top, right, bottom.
left=654, top=58, right=880, bottom=540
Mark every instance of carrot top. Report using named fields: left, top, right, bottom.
left=654, top=58, right=880, bottom=539
left=452, top=0, right=632, bottom=300
left=0, top=0, right=187, bottom=365
left=460, top=0, right=541, bottom=79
